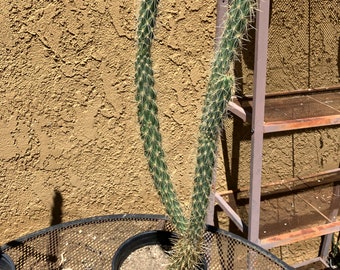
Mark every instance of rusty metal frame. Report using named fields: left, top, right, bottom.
left=241, top=0, right=340, bottom=254
left=211, top=1, right=340, bottom=266
left=261, top=221, right=340, bottom=249
left=263, top=115, right=340, bottom=133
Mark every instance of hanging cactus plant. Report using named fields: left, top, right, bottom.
left=135, top=0, right=255, bottom=268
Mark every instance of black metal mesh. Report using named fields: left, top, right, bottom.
left=1, top=214, right=292, bottom=269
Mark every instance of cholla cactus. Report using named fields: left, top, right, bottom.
left=135, top=0, right=255, bottom=268
left=135, top=0, right=187, bottom=235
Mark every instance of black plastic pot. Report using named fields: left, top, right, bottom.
left=112, top=230, right=207, bottom=270
left=0, top=253, right=15, bottom=270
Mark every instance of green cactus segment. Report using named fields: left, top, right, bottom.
left=135, top=0, right=254, bottom=268
left=135, top=0, right=187, bottom=234
left=188, top=76, right=234, bottom=231
left=190, top=0, right=254, bottom=238
left=168, top=75, right=235, bottom=269
left=213, top=0, right=255, bottom=75
left=168, top=236, right=204, bottom=270
left=185, top=0, right=255, bottom=264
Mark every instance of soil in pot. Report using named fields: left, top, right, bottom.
left=113, top=231, right=206, bottom=270
left=120, top=244, right=170, bottom=270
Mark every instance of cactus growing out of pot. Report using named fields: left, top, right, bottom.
left=135, top=0, right=255, bottom=268
left=135, top=0, right=187, bottom=235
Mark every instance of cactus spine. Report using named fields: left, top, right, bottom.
left=135, top=0, right=254, bottom=268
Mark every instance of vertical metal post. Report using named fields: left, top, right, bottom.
left=215, top=0, right=229, bottom=47
left=248, top=0, right=271, bottom=244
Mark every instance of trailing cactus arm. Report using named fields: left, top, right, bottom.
left=190, top=0, right=255, bottom=250
left=170, top=0, right=255, bottom=268
left=168, top=75, right=235, bottom=270
left=190, top=75, right=235, bottom=230
left=135, top=0, right=187, bottom=234
left=212, top=0, right=255, bottom=75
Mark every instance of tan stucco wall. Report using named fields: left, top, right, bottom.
left=0, top=0, right=216, bottom=242
left=0, top=0, right=339, bottom=266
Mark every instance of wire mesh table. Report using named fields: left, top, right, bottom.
left=0, top=214, right=292, bottom=269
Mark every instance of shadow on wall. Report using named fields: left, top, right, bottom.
left=2, top=190, right=64, bottom=267
left=48, top=189, right=63, bottom=267
left=50, top=190, right=63, bottom=226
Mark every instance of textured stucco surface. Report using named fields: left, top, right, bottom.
left=0, top=0, right=339, bottom=266
left=0, top=0, right=216, bottom=242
